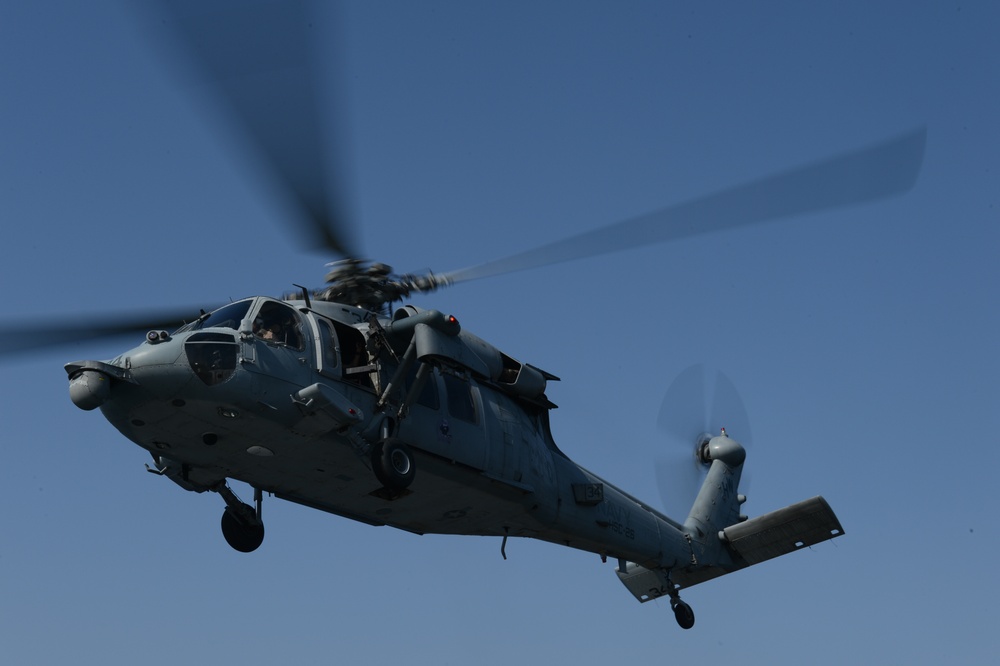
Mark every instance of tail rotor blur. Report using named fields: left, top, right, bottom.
left=655, top=364, right=752, bottom=518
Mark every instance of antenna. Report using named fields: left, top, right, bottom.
left=293, top=284, right=312, bottom=309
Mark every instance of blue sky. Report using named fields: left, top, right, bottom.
left=1, top=1, right=997, bottom=663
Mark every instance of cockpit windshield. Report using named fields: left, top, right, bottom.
left=176, top=299, right=253, bottom=334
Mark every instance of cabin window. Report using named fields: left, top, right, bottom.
left=316, top=317, right=375, bottom=389
left=332, top=321, right=372, bottom=389
left=443, top=372, right=477, bottom=423
left=404, top=364, right=439, bottom=410
left=316, top=318, right=339, bottom=375
left=339, top=326, right=367, bottom=369
left=252, top=301, right=303, bottom=350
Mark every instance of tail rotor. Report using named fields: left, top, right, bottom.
left=655, top=364, right=752, bottom=519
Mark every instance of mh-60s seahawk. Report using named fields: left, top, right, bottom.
left=3, top=2, right=925, bottom=630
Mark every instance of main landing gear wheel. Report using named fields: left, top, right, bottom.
left=671, top=599, right=695, bottom=630
left=214, top=483, right=265, bottom=553
left=221, top=505, right=265, bottom=553
left=372, top=438, right=416, bottom=490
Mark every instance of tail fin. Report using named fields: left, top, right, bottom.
left=681, top=433, right=747, bottom=568
left=615, top=434, right=845, bottom=600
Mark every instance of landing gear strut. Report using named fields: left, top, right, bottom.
left=215, top=483, right=265, bottom=553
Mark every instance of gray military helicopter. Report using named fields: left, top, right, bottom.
left=2, top=2, right=926, bottom=629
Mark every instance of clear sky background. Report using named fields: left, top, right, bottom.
left=1, top=1, right=997, bottom=664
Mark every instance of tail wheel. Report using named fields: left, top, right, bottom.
left=672, top=600, right=695, bottom=630
left=372, top=438, right=416, bottom=490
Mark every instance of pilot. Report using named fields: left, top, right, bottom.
left=253, top=316, right=281, bottom=342
left=261, top=323, right=281, bottom=341
left=253, top=312, right=301, bottom=347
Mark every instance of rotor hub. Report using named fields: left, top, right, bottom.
left=306, top=259, right=450, bottom=313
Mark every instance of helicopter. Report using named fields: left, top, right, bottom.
left=0, top=3, right=927, bottom=631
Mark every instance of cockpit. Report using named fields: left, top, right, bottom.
left=175, top=298, right=303, bottom=350
left=173, top=297, right=373, bottom=388
left=251, top=300, right=303, bottom=349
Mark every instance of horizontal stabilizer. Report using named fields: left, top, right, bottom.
left=722, top=496, right=844, bottom=566
left=615, top=496, right=844, bottom=602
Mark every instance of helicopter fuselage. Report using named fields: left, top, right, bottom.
left=67, top=296, right=692, bottom=571
left=65, top=295, right=846, bottom=625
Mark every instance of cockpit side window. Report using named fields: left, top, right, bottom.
left=252, top=301, right=303, bottom=350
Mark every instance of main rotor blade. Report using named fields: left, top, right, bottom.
left=138, top=0, right=357, bottom=256
left=443, top=128, right=926, bottom=284
left=0, top=307, right=206, bottom=357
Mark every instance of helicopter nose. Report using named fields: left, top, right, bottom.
left=65, top=360, right=135, bottom=411
left=65, top=333, right=191, bottom=412
left=68, top=369, right=111, bottom=410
